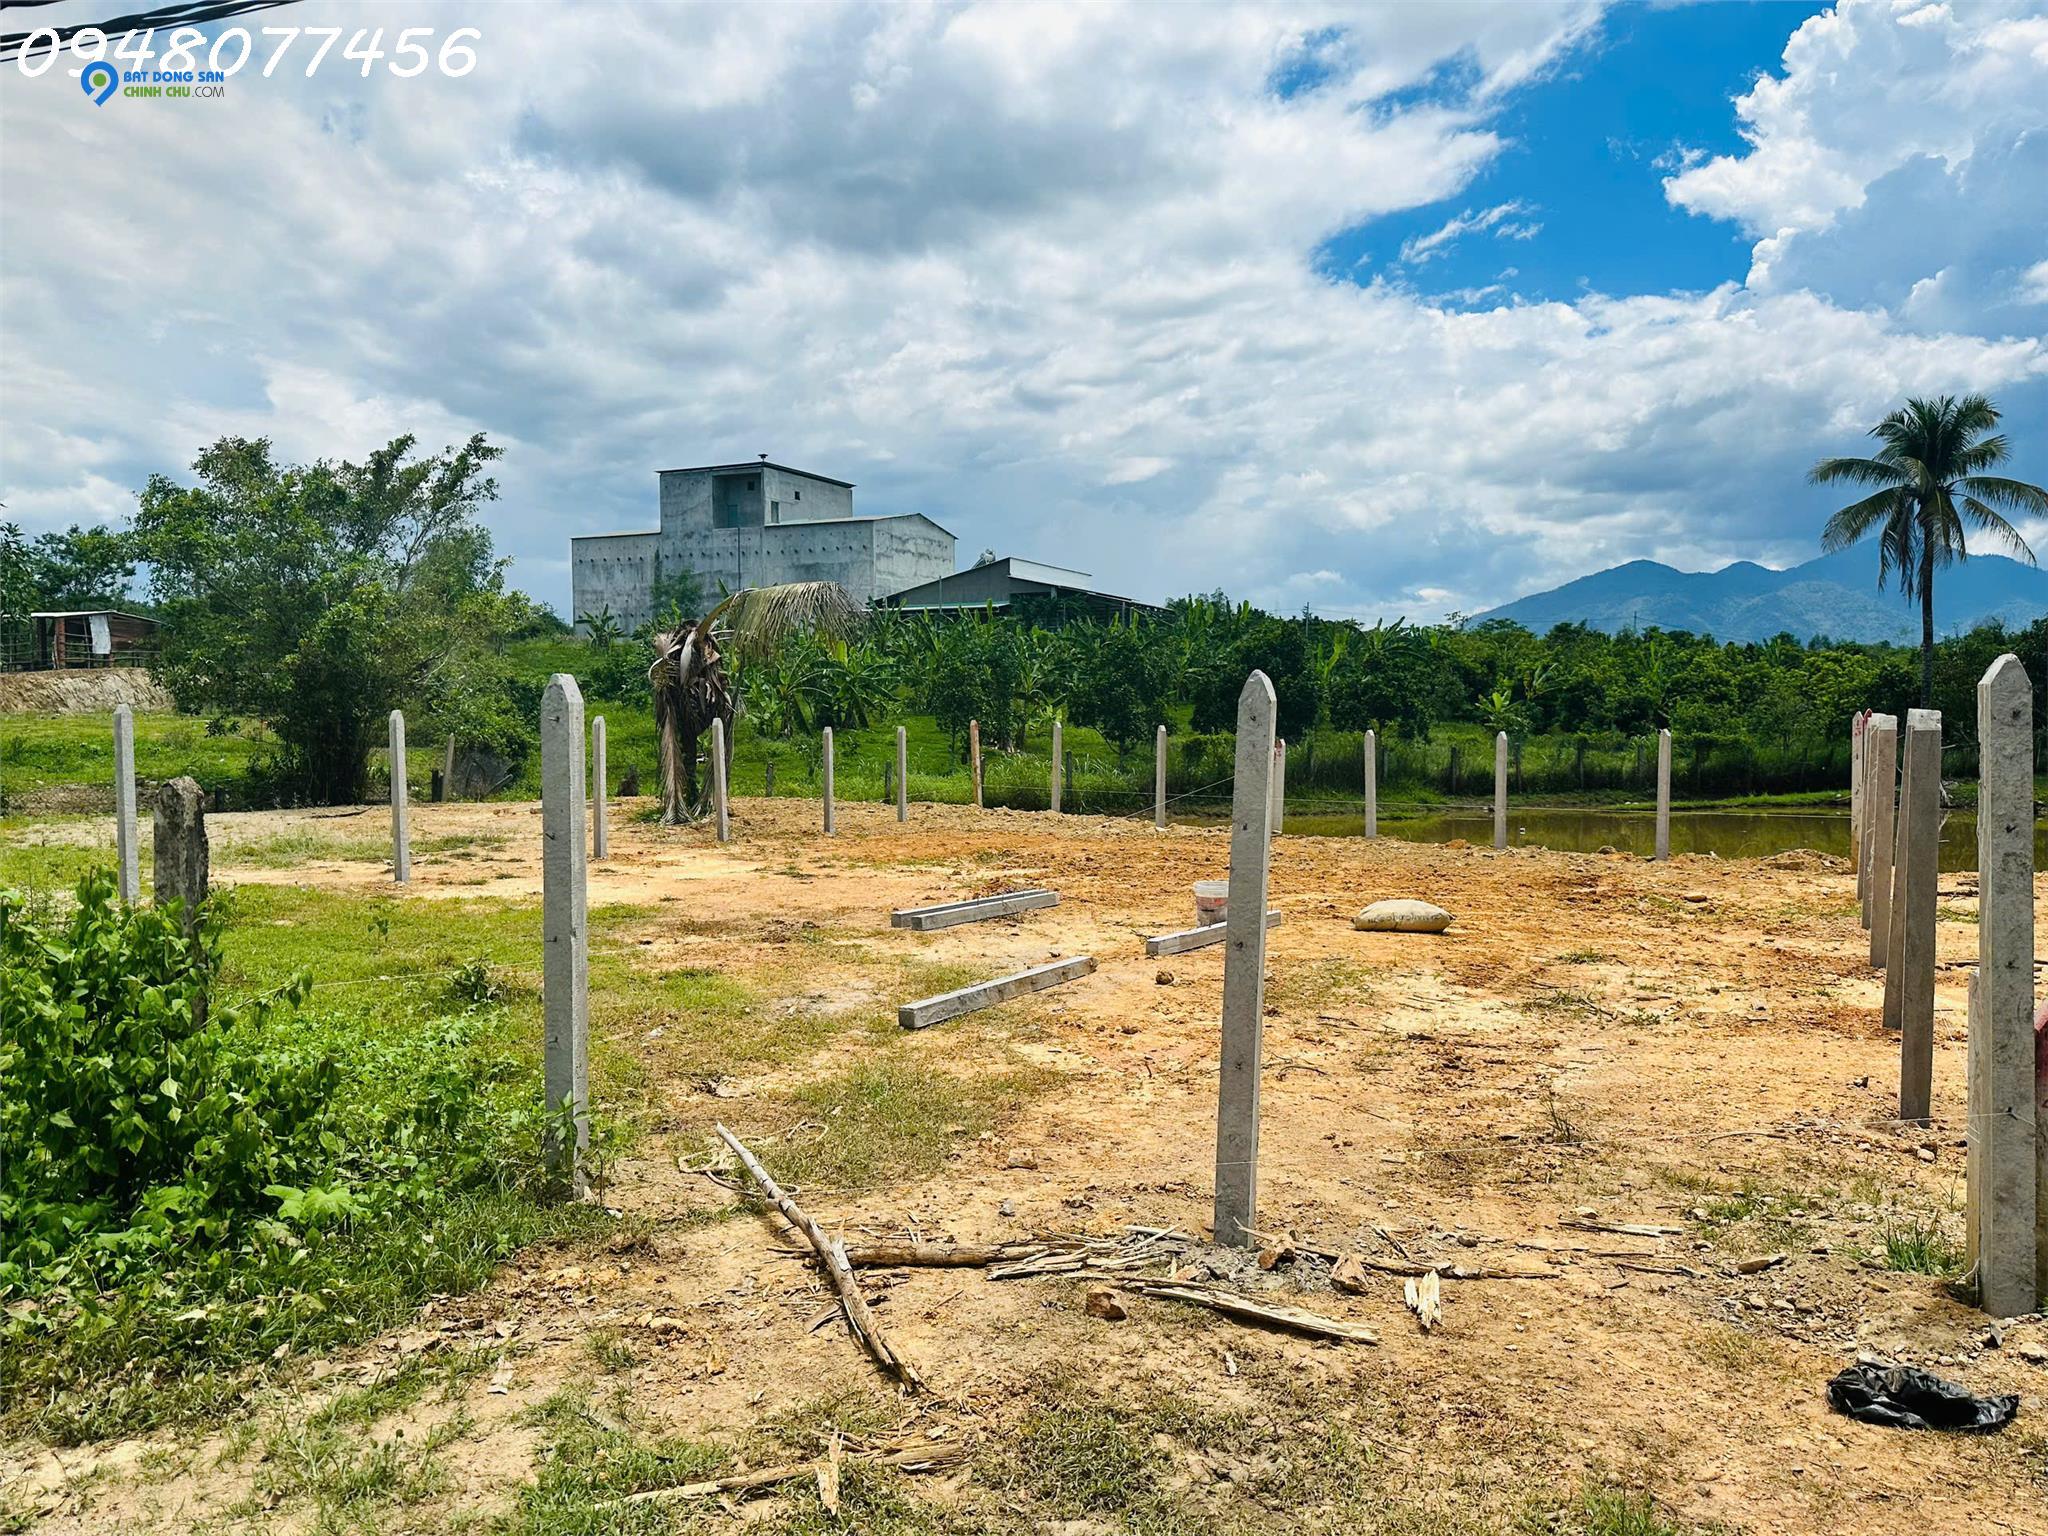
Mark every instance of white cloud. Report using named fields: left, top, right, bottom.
left=1664, top=0, right=2048, bottom=325
left=1397, top=201, right=1542, bottom=265
left=1, top=0, right=2044, bottom=627
left=2019, top=259, right=2048, bottom=304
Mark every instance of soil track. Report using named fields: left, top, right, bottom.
left=12, top=795, right=2048, bottom=1532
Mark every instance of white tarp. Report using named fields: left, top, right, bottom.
left=88, top=614, right=111, bottom=654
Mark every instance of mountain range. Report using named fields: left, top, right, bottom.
left=1473, top=544, right=2048, bottom=645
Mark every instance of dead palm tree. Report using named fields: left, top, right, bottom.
left=649, top=581, right=864, bottom=823
left=1811, top=394, right=2046, bottom=706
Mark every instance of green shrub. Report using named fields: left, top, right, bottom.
left=0, top=874, right=591, bottom=1437
left=0, top=873, right=324, bottom=1291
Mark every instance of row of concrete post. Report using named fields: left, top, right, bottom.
left=1851, top=659, right=2043, bottom=1316
left=727, top=718, right=1677, bottom=857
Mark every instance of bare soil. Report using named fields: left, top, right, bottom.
left=10, top=796, right=2048, bottom=1533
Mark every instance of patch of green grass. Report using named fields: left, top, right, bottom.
left=219, top=828, right=509, bottom=869
left=1554, top=950, right=1613, bottom=965
left=503, top=1387, right=730, bottom=1534
left=1536, top=1478, right=1705, bottom=1536
left=0, top=829, right=137, bottom=893
left=1522, top=987, right=1611, bottom=1022
left=1682, top=1178, right=1821, bottom=1252
left=10, top=1190, right=608, bottom=1445
left=259, top=1399, right=471, bottom=1521
left=767, top=1053, right=1050, bottom=1192
left=1684, top=1325, right=1785, bottom=1377
left=1879, top=1212, right=1963, bottom=1276
left=1267, top=959, right=1382, bottom=1011
left=0, top=711, right=270, bottom=800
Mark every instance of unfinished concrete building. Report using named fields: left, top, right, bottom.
left=571, top=459, right=955, bottom=631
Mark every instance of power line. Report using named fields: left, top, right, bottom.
left=0, top=0, right=302, bottom=64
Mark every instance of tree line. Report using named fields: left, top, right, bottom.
left=7, top=427, right=2046, bottom=809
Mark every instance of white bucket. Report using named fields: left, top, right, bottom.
left=1193, top=879, right=1229, bottom=928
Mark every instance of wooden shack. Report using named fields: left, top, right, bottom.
left=22, top=610, right=160, bottom=670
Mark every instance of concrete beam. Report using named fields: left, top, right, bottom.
left=898, top=956, right=1096, bottom=1030
left=890, top=888, right=1059, bottom=931
left=1145, top=909, right=1282, bottom=957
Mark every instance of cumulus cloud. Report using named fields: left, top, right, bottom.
left=1665, top=0, right=2048, bottom=333
left=1, top=0, right=2043, bottom=624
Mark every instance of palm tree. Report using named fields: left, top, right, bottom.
left=648, top=581, right=863, bottom=824
left=1810, top=395, right=2046, bottom=705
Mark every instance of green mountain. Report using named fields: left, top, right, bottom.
left=1475, top=546, right=2048, bottom=643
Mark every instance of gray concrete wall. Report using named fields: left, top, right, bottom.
left=762, top=466, right=853, bottom=524
left=661, top=516, right=952, bottom=607
left=571, top=531, right=660, bottom=633
left=871, top=515, right=955, bottom=598
left=585, top=469, right=954, bottom=618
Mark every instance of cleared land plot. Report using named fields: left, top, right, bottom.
left=5, top=796, right=2045, bottom=1536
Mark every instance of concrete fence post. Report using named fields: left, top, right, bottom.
left=443, top=734, right=458, bottom=803
left=1363, top=728, right=1377, bottom=839
left=1155, top=724, right=1168, bottom=830
left=540, top=675, right=590, bottom=1186
left=1967, top=656, right=2037, bottom=1313
left=1865, top=714, right=1898, bottom=967
left=1493, top=731, right=1509, bottom=850
left=1849, top=712, right=1865, bottom=876
left=1655, top=728, right=1672, bottom=861
left=1215, top=670, right=1277, bottom=1249
left=822, top=726, right=835, bottom=835
left=591, top=715, right=609, bottom=860
left=1050, top=720, right=1063, bottom=813
left=712, top=715, right=731, bottom=842
left=895, top=724, right=908, bottom=822
left=1271, top=737, right=1285, bottom=839
left=389, top=709, right=410, bottom=883
left=113, top=703, right=139, bottom=902
left=1890, top=708, right=1941, bottom=1122
left=970, top=719, right=983, bottom=809
left=152, top=775, right=209, bottom=926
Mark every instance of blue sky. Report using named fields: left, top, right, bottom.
left=1320, top=2, right=1830, bottom=306
left=3, top=1, right=2045, bottom=623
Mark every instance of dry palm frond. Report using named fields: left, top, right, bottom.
left=699, top=581, right=865, bottom=661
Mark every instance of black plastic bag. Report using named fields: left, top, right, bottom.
left=1826, top=1362, right=2019, bottom=1432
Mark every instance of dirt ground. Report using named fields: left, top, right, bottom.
left=9, top=795, right=2048, bottom=1532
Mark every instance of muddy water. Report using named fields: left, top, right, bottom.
left=1270, top=806, right=2046, bottom=873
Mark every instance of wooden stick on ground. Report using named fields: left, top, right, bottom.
left=1118, top=1277, right=1380, bottom=1344
left=714, top=1123, right=925, bottom=1392
left=613, top=1439, right=965, bottom=1506
left=841, top=1240, right=1052, bottom=1268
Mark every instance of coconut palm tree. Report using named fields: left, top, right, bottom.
left=648, top=581, right=863, bottom=824
left=1810, top=394, right=2046, bottom=705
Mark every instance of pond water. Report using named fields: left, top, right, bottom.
left=1264, top=806, right=2047, bottom=873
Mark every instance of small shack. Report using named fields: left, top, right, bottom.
left=14, top=611, right=160, bottom=671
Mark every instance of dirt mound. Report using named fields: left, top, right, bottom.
left=1756, top=847, right=1847, bottom=872
left=0, top=669, right=176, bottom=715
